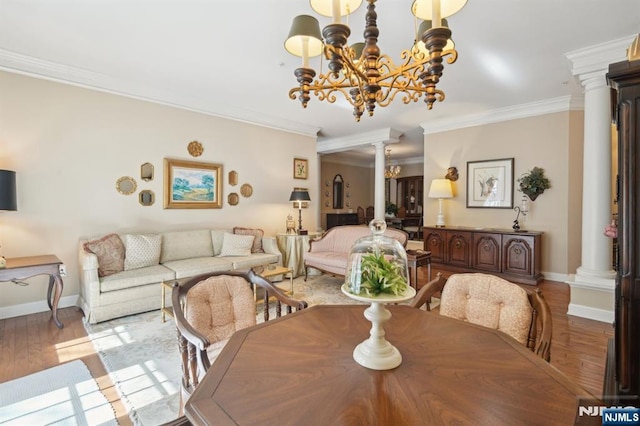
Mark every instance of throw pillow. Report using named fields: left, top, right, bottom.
left=233, top=227, right=265, bottom=253
left=83, top=233, right=125, bottom=277
left=219, top=232, right=255, bottom=257
left=124, top=234, right=162, bottom=270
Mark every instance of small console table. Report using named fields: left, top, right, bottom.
left=0, top=255, right=65, bottom=328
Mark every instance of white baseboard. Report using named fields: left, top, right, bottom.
left=567, top=303, right=614, bottom=324
left=541, top=271, right=569, bottom=283
left=0, top=294, right=79, bottom=321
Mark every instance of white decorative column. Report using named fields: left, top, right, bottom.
left=373, top=142, right=387, bottom=221
left=565, top=38, right=632, bottom=322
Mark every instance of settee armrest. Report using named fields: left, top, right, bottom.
left=78, top=240, right=101, bottom=308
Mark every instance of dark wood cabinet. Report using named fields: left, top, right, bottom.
left=396, top=176, right=423, bottom=214
left=605, top=59, right=640, bottom=403
left=423, top=226, right=543, bottom=285
left=326, top=213, right=358, bottom=229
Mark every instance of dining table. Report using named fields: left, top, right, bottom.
left=184, top=304, right=592, bottom=425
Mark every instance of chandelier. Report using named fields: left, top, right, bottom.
left=284, top=0, right=467, bottom=122
left=384, top=149, right=401, bottom=179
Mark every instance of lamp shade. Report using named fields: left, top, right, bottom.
left=411, top=0, right=468, bottom=20
left=289, top=187, right=311, bottom=202
left=310, top=0, right=363, bottom=18
left=0, top=170, right=17, bottom=211
left=284, top=15, right=324, bottom=58
left=428, top=179, right=453, bottom=199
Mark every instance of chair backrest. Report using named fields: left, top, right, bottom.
left=410, top=273, right=552, bottom=361
left=357, top=206, right=365, bottom=224
left=172, top=270, right=308, bottom=402
left=397, top=206, right=406, bottom=218
left=365, top=206, right=374, bottom=222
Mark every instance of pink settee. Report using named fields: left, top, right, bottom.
left=303, top=225, right=408, bottom=279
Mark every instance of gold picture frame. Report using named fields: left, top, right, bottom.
left=164, top=158, right=223, bottom=209
left=293, top=158, right=308, bottom=179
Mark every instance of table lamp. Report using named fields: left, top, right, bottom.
left=428, top=179, right=453, bottom=227
left=289, top=187, right=310, bottom=235
left=0, top=169, right=17, bottom=269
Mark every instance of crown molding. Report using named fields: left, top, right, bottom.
left=420, top=96, right=582, bottom=135
left=566, top=35, right=636, bottom=78
left=316, top=128, right=403, bottom=154
left=0, top=49, right=321, bottom=138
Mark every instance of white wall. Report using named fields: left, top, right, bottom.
left=0, top=71, right=318, bottom=314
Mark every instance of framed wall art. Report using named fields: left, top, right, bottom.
left=466, top=158, right=514, bottom=209
left=293, top=158, right=308, bottom=179
left=164, top=158, right=223, bottom=209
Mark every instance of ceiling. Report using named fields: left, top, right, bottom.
left=0, top=0, right=638, bottom=165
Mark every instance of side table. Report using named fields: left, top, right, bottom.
left=254, top=265, right=294, bottom=299
left=406, top=249, right=431, bottom=290
left=0, top=255, right=65, bottom=328
left=275, top=232, right=321, bottom=278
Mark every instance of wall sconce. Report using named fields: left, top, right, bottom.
left=428, top=179, right=453, bottom=228
left=289, top=187, right=311, bottom=235
left=512, top=197, right=529, bottom=231
left=445, top=167, right=458, bottom=181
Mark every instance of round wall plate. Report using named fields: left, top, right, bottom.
left=228, top=193, right=239, bottom=206
left=240, top=183, right=253, bottom=197
left=187, top=140, right=203, bottom=157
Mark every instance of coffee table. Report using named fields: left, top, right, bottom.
left=254, top=265, right=294, bottom=297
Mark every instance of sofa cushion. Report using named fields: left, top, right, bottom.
left=233, top=227, right=265, bottom=253
left=211, top=230, right=229, bottom=256
left=219, top=232, right=254, bottom=257
left=163, top=257, right=234, bottom=279
left=124, top=234, right=162, bottom=270
left=100, top=264, right=175, bottom=293
left=226, top=252, right=280, bottom=270
left=160, top=229, right=214, bottom=263
left=83, top=233, right=125, bottom=277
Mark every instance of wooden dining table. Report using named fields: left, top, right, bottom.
left=184, top=304, right=592, bottom=425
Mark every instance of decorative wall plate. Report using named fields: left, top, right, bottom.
left=228, top=193, right=239, bottom=206
left=229, top=170, right=238, bottom=186
left=240, top=183, right=253, bottom=198
left=187, top=140, right=204, bottom=157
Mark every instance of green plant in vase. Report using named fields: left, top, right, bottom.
left=357, top=252, right=408, bottom=297
left=518, top=166, right=550, bottom=201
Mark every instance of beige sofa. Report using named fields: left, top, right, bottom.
left=303, top=225, right=408, bottom=279
left=78, top=228, right=280, bottom=323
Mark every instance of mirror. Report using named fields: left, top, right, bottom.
left=141, top=163, right=154, bottom=182
left=116, top=176, right=137, bottom=195
left=333, top=174, right=344, bottom=209
left=139, top=190, right=155, bottom=206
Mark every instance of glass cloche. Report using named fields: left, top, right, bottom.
left=345, top=219, right=409, bottom=298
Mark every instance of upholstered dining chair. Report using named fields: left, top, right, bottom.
left=365, top=206, right=374, bottom=223
left=172, top=270, right=308, bottom=406
left=410, top=273, right=552, bottom=362
left=357, top=206, right=366, bottom=224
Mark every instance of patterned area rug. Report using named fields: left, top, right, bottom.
left=0, top=360, right=118, bottom=426
left=84, top=274, right=361, bottom=425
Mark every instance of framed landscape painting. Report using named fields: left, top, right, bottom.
left=466, top=158, right=514, bottom=209
left=164, top=158, right=223, bottom=209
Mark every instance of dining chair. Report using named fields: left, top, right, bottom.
left=365, top=206, right=375, bottom=223
left=172, top=270, right=308, bottom=406
left=410, top=272, right=552, bottom=361
left=403, top=216, right=423, bottom=240
left=357, top=206, right=366, bottom=224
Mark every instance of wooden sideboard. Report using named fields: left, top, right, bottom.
left=423, top=226, right=543, bottom=285
left=326, top=213, right=358, bottom=229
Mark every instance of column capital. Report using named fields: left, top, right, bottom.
left=566, top=36, right=634, bottom=84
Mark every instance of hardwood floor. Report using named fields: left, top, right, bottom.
left=0, top=306, right=133, bottom=425
left=0, top=275, right=614, bottom=423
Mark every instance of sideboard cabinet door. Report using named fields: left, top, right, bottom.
left=502, top=234, right=539, bottom=277
left=424, top=228, right=446, bottom=263
left=473, top=232, right=502, bottom=272
left=446, top=231, right=472, bottom=267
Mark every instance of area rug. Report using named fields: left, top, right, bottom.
left=84, top=274, right=362, bottom=425
left=0, top=360, right=118, bottom=426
